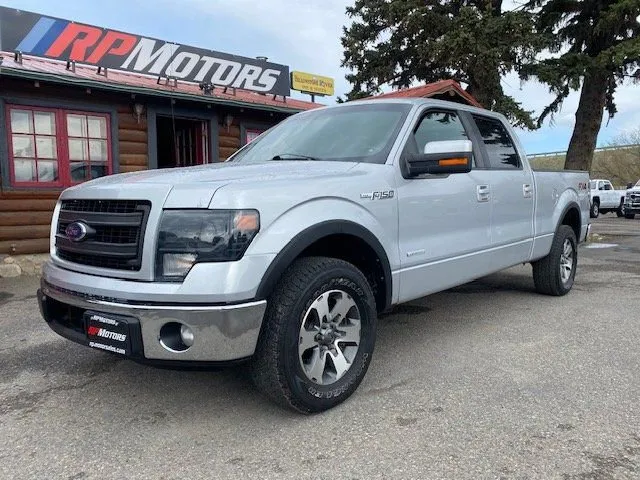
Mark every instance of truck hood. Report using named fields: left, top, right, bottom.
left=81, top=161, right=357, bottom=186
left=61, top=161, right=359, bottom=209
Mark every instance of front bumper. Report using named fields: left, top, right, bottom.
left=624, top=204, right=640, bottom=215
left=38, top=279, right=267, bottom=364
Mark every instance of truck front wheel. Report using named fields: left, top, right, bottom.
left=250, top=256, right=377, bottom=413
left=532, top=225, right=577, bottom=296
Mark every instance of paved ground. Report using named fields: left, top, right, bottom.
left=1, top=214, right=639, bottom=480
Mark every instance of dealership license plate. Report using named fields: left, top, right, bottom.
left=84, top=311, right=132, bottom=356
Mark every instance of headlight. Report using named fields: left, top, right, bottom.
left=156, top=209, right=260, bottom=281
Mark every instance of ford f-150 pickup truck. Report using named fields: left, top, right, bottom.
left=38, top=98, right=590, bottom=413
left=623, top=179, right=640, bottom=219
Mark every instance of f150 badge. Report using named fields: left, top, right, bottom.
left=361, top=190, right=395, bottom=200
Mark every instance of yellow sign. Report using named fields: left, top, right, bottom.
left=291, top=71, right=335, bottom=96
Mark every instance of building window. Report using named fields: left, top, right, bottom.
left=6, top=105, right=112, bottom=187
left=245, top=128, right=264, bottom=144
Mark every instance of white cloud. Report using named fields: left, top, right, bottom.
left=175, top=0, right=353, bottom=100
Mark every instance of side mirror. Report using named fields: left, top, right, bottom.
left=405, top=140, right=473, bottom=177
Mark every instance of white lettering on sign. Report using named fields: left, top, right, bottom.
left=167, top=51, right=201, bottom=79
left=117, top=37, right=285, bottom=93
left=204, top=58, right=243, bottom=86
left=121, top=38, right=176, bottom=74
left=257, top=69, right=280, bottom=93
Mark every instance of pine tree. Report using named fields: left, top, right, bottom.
left=522, top=0, right=640, bottom=170
left=340, top=0, right=545, bottom=129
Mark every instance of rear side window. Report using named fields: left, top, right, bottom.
left=473, top=116, right=520, bottom=169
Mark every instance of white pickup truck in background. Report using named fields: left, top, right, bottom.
left=589, top=179, right=626, bottom=218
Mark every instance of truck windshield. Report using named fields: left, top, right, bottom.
left=228, top=103, right=412, bottom=165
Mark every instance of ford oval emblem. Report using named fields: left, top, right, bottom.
left=65, top=222, right=89, bottom=242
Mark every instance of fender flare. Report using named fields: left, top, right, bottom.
left=556, top=201, right=582, bottom=236
left=255, top=220, right=393, bottom=311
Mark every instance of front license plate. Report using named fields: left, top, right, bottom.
left=84, top=311, right=132, bottom=356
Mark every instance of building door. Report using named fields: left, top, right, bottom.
left=156, top=116, right=209, bottom=168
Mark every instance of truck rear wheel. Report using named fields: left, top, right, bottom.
left=250, top=256, right=377, bottom=413
left=626, top=213, right=636, bottom=219
left=590, top=201, right=599, bottom=218
left=532, top=225, right=577, bottom=296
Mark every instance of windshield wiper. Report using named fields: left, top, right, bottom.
left=271, top=153, right=320, bottom=161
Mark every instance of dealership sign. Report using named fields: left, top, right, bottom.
left=0, top=7, right=291, bottom=96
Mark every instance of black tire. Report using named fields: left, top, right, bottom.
left=250, top=256, right=377, bottom=414
left=626, top=213, right=636, bottom=219
left=590, top=201, right=599, bottom=218
left=532, top=225, right=577, bottom=296
left=616, top=201, right=625, bottom=217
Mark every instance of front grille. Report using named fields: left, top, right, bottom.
left=56, top=224, right=139, bottom=244
left=61, top=199, right=141, bottom=214
left=55, top=200, right=151, bottom=271
left=625, top=194, right=640, bottom=207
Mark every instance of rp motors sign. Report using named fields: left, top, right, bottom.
left=0, top=7, right=291, bottom=96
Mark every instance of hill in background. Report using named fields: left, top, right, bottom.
left=529, top=144, right=640, bottom=188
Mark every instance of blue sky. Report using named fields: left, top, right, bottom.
left=2, top=0, right=638, bottom=154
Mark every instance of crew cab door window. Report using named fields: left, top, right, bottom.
left=472, top=116, right=520, bottom=169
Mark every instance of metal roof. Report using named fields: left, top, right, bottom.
left=370, top=80, right=482, bottom=107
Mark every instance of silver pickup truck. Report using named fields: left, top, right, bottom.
left=38, top=98, right=590, bottom=413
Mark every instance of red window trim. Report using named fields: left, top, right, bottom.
left=6, top=105, right=113, bottom=188
left=245, top=128, right=265, bottom=144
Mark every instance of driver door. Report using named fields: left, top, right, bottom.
left=395, top=108, right=492, bottom=303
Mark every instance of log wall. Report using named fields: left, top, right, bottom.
left=0, top=191, right=58, bottom=255
left=117, top=106, right=149, bottom=174
left=218, top=124, right=241, bottom=161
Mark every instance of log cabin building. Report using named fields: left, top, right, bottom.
left=0, top=7, right=479, bottom=260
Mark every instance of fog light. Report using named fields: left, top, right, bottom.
left=180, top=324, right=194, bottom=347
left=159, top=322, right=194, bottom=352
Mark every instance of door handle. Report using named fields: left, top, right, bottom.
left=477, top=185, right=490, bottom=202
left=523, top=184, right=533, bottom=198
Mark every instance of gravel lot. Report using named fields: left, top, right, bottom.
left=1, top=215, right=639, bottom=480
